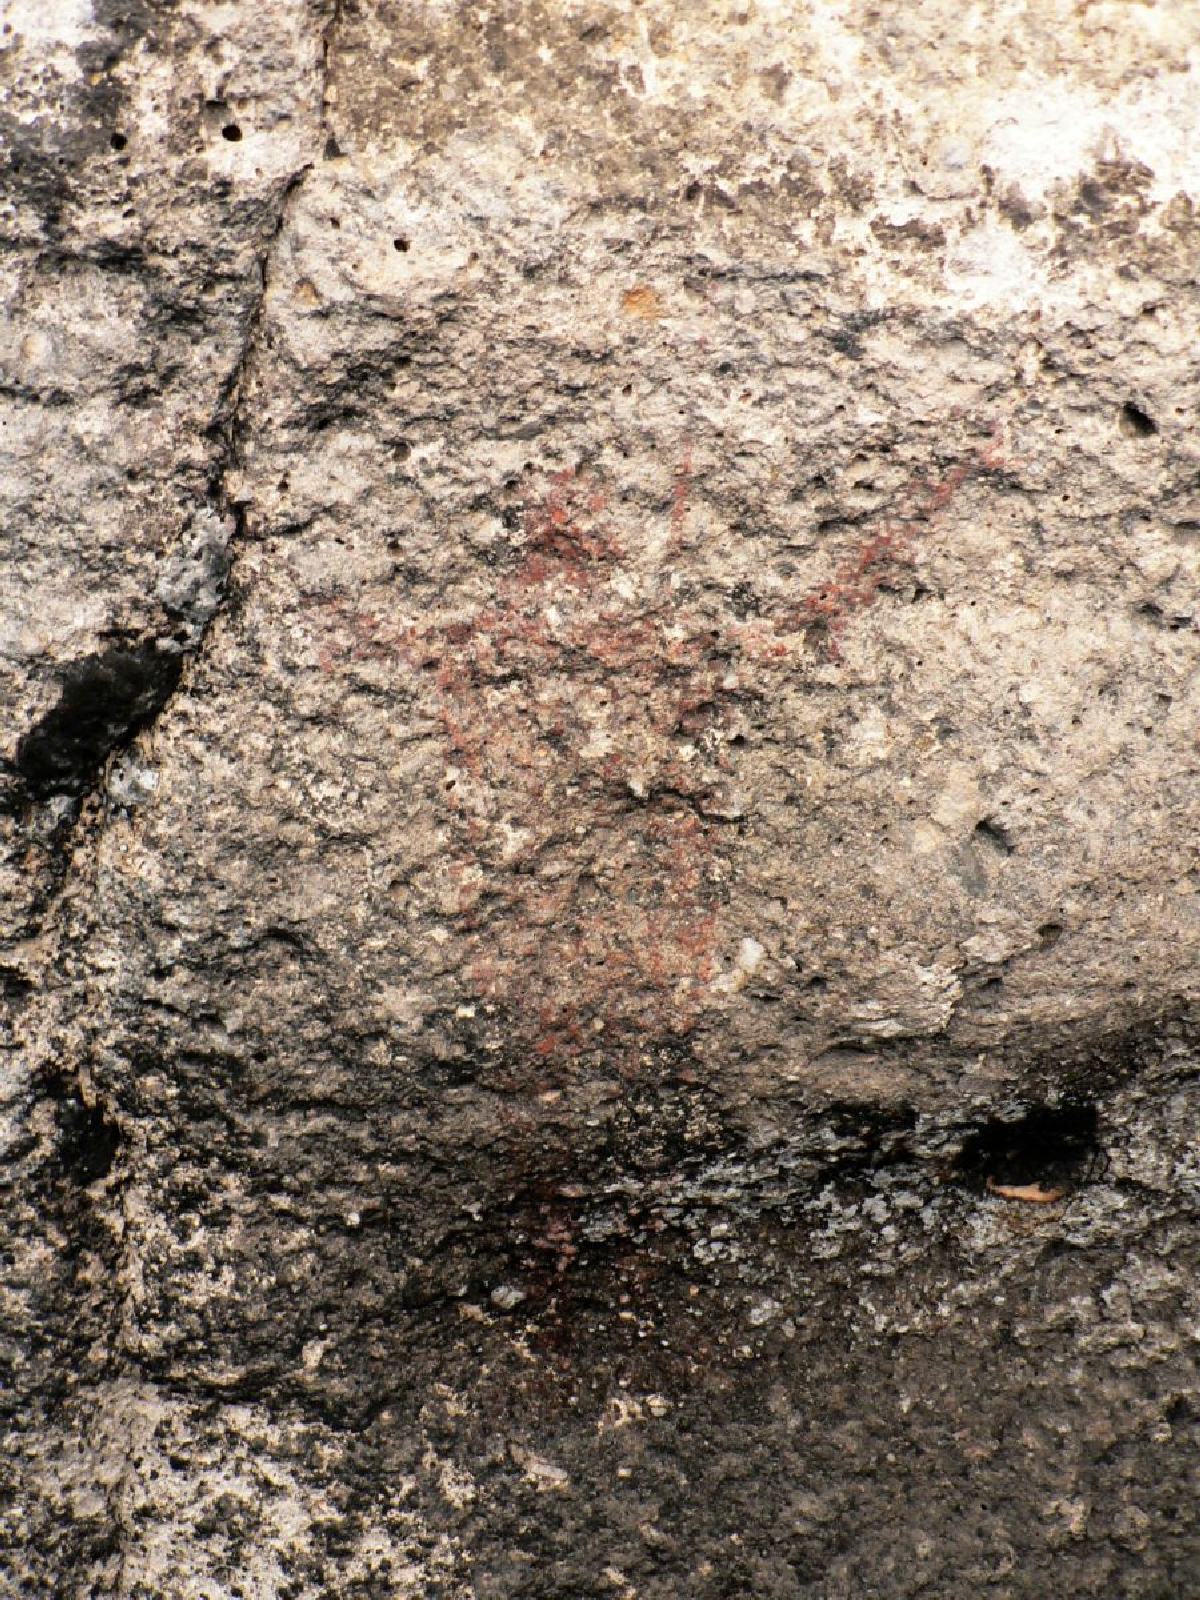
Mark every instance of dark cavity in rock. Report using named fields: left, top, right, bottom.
left=953, top=1101, right=1102, bottom=1194
left=14, top=642, right=182, bottom=801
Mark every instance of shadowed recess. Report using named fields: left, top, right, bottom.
left=953, top=1101, right=1102, bottom=1194
left=14, top=642, right=182, bottom=801
left=52, top=1081, right=121, bottom=1186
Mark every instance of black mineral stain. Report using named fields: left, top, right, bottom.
left=14, top=642, right=181, bottom=800
left=828, top=308, right=890, bottom=360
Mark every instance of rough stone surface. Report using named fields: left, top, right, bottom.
left=2, top=2, right=1199, bottom=1595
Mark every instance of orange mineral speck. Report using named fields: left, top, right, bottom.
left=621, top=284, right=663, bottom=319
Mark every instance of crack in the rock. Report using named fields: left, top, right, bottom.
left=91, top=42, right=345, bottom=1600
left=8, top=0, right=346, bottom=837
left=322, top=2, right=345, bottom=98
left=202, top=0, right=345, bottom=599
left=205, top=161, right=314, bottom=506
left=4, top=158, right=318, bottom=843
left=4, top=12, right=346, bottom=1592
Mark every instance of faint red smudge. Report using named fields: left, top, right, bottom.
left=669, top=443, right=693, bottom=551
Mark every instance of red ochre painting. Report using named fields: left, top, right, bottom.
left=306, top=431, right=1006, bottom=1079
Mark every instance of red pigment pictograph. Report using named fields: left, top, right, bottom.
left=782, top=426, right=1007, bottom=659
left=305, top=429, right=1007, bottom=1080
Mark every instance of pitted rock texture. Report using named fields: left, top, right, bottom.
left=2, top=2, right=1199, bottom=1597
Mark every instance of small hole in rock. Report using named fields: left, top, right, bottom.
left=954, top=1102, right=1102, bottom=1195
left=1120, top=401, right=1158, bottom=437
left=221, top=123, right=243, bottom=142
left=110, top=131, right=127, bottom=151
left=54, top=1084, right=121, bottom=1185
left=974, top=817, right=1014, bottom=855
left=393, top=237, right=410, bottom=252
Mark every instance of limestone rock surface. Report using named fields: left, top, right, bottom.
left=2, top=2, right=1199, bottom=1596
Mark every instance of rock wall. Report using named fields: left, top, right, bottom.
left=2, top=2, right=1198, bottom=1594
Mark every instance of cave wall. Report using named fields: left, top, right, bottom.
left=2, top=3, right=1199, bottom=1595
